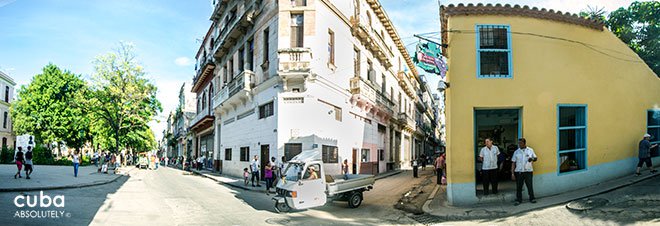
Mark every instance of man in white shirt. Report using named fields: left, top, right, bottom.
left=511, top=138, right=537, bottom=205
left=250, top=155, right=261, bottom=187
left=479, top=138, right=500, bottom=195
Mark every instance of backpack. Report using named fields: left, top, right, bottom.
left=26, top=151, right=33, bottom=160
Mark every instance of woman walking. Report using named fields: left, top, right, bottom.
left=264, top=164, right=274, bottom=195
left=72, top=151, right=80, bottom=177
left=14, top=147, right=24, bottom=179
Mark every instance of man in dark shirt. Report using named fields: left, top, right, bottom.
left=636, top=134, right=658, bottom=176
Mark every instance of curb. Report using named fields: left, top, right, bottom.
left=421, top=172, right=660, bottom=220
left=0, top=167, right=136, bottom=192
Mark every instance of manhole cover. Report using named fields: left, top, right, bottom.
left=566, top=198, right=609, bottom=211
left=265, top=218, right=290, bottom=225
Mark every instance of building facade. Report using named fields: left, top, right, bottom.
left=440, top=4, right=660, bottom=205
left=173, top=82, right=196, bottom=162
left=0, top=70, right=15, bottom=149
left=191, top=0, right=439, bottom=177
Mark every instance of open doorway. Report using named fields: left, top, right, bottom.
left=474, top=109, right=521, bottom=196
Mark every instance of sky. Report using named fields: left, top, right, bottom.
left=0, top=0, right=643, bottom=142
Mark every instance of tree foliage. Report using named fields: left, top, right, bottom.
left=90, top=42, right=162, bottom=153
left=10, top=63, right=90, bottom=150
left=606, top=1, right=660, bottom=76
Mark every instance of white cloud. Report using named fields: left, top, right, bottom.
left=174, top=57, right=193, bottom=66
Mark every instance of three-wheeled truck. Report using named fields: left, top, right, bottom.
left=272, top=150, right=375, bottom=212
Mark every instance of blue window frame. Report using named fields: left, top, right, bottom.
left=476, top=25, right=512, bottom=78
left=648, top=110, right=660, bottom=157
left=557, top=105, right=587, bottom=174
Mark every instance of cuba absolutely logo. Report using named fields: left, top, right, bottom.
left=13, top=191, right=71, bottom=219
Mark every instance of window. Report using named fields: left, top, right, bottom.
left=263, top=28, right=269, bottom=64
left=334, top=106, right=342, bottom=122
left=367, top=60, right=374, bottom=82
left=328, top=29, right=335, bottom=65
left=353, top=47, right=360, bottom=76
left=361, top=149, right=370, bottom=162
left=290, top=14, right=304, bottom=47
left=240, top=147, right=249, bottom=162
left=322, top=145, right=338, bottom=163
left=379, top=149, right=385, bottom=161
left=259, top=102, right=274, bottom=119
left=476, top=25, right=512, bottom=78
left=228, top=59, right=234, bottom=82
left=202, top=92, right=206, bottom=110
left=2, top=112, right=6, bottom=129
left=238, top=47, right=245, bottom=73
left=284, top=143, right=302, bottom=161
left=648, top=110, right=660, bottom=157
left=225, top=148, right=232, bottom=160
left=1, top=137, right=5, bottom=148
left=223, top=65, right=228, bottom=86
left=4, top=86, right=8, bottom=102
left=381, top=74, right=386, bottom=93
left=247, top=38, right=254, bottom=71
left=367, top=12, right=372, bottom=26
left=558, top=105, right=587, bottom=174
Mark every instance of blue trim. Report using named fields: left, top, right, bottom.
left=557, top=104, right=588, bottom=175
left=475, top=24, right=513, bottom=79
left=648, top=110, right=660, bottom=154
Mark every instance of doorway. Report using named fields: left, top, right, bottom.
left=474, top=109, right=521, bottom=196
left=261, top=144, right=269, bottom=179
left=352, top=148, right=358, bottom=174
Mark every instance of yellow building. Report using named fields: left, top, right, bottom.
left=440, top=4, right=660, bottom=205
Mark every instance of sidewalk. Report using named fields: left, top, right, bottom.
left=0, top=164, right=134, bottom=192
left=422, top=171, right=660, bottom=220
left=180, top=166, right=403, bottom=192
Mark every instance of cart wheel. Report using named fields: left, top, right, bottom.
left=348, top=192, right=363, bottom=208
left=275, top=201, right=290, bottom=213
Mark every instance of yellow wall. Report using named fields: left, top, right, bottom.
left=444, top=15, right=660, bottom=184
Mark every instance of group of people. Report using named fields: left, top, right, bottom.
left=478, top=137, right=538, bottom=205
left=243, top=155, right=286, bottom=195
left=92, top=151, right=127, bottom=174
left=13, top=146, right=34, bottom=179
left=411, top=152, right=447, bottom=184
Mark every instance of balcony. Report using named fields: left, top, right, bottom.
left=213, top=70, right=255, bottom=113
left=350, top=77, right=394, bottom=118
left=398, top=112, right=415, bottom=131
left=192, top=56, right=216, bottom=93
left=190, top=108, right=214, bottom=133
left=213, top=2, right=258, bottom=59
left=397, top=71, right=415, bottom=98
left=277, top=48, right=314, bottom=91
left=349, top=16, right=393, bottom=68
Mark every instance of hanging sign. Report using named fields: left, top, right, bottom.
left=413, top=41, right=448, bottom=78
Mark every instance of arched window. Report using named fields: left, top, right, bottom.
left=2, top=137, right=6, bottom=148
left=367, top=12, right=372, bottom=26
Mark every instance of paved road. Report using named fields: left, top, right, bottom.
left=0, top=166, right=422, bottom=225
left=411, top=174, right=660, bottom=225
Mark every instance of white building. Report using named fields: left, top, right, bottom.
left=173, top=83, right=196, bottom=160
left=191, top=0, right=438, bottom=177
left=0, top=70, right=15, bottom=149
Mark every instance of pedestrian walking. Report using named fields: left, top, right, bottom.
left=265, top=164, right=274, bottom=195
left=434, top=154, right=443, bottom=184
left=636, top=134, right=658, bottom=176
left=72, top=151, right=80, bottom=177
left=24, top=146, right=34, bottom=179
left=250, top=155, right=261, bottom=187
left=269, top=157, right=278, bottom=185
left=511, top=138, right=537, bottom=205
left=479, top=138, right=500, bottom=195
left=412, top=158, right=419, bottom=178
left=14, top=147, right=24, bottom=179
left=420, top=153, right=427, bottom=170
left=243, top=168, right=250, bottom=186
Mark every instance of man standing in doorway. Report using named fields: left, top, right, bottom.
left=511, top=138, right=537, bottom=206
left=479, top=138, right=500, bottom=195
left=250, top=155, right=261, bottom=187
left=636, top=134, right=658, bottom=176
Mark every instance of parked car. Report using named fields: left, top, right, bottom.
left=272, top=150, right=374, bottom=212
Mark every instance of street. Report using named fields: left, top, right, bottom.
left=1, top=166, right=659, bottom=225
left=0, top=166, right=419, bottom=226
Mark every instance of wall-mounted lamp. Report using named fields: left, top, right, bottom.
left=437, top=81, right=450, bottom=92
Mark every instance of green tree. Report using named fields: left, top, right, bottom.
left=606, top=1, right=660, bottom=76
left=10, top=63, right=91, bottom=152
left=90, top=42, right=162, bottom=153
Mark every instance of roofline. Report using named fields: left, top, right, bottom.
left=0, top=70, right=16, bottom=86
left=365, top=0, right=419, bottom=77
